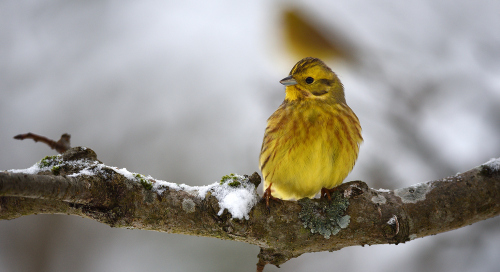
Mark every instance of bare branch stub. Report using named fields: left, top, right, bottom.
left=13, top=133, right=71, bottom=153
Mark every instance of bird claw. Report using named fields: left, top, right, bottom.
left=263, top=183, right=279, bottom=212
left=321, top=187, right=340, bottom=200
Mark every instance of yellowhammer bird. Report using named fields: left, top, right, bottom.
left=259, top=57, right=362, bottom=205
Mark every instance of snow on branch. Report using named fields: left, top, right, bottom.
left=1, top=147, right=499, bottom=271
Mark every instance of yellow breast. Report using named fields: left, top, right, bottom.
left=259, top=100, right=362, bottom=200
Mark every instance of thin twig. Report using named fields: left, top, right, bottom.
left=13, top=133, right=71, bottom=153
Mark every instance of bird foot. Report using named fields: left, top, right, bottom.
left=263, top=183, right=280, bottom=211
left=321, top=187, right=341, bottom=200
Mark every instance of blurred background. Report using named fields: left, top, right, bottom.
left=1, top=0, right=500, bottom=271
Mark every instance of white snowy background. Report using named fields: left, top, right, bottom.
left=1, top=0, right=500, bottom=271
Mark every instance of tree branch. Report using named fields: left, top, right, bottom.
left=1, top=147, right=499, bottom=271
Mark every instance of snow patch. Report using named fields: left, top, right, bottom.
left=111, top=167, right=136, bottom=180
left=373, top=188, right=391, bottom=193
left=211, top=175, right=258, bottom=220
left=9, top=163, right=43, bottom=174
left=484, top=157, right=500, bottom=171
left=387, top=215, right=397, bottom=225
left=68, top=168, right=95, bottom=177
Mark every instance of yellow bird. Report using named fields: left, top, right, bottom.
left=259, top=57, right=362, bottom=205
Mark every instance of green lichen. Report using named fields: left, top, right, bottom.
left=298, top=192, right=350, bottom=239
left=220, top=173, right=242, bottom=187
left=134, top=173, right=153, bottom=190
left=51, top=165, right=61, bottom=175
left=228, top=180, right=241, bottom=187
left=39, top=155, right=60, bottom=168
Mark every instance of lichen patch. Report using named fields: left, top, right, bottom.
left=182, top=198, right=196, bottom=213
left=298, top=193, right=350, bottom=239
left=394, top=183, right=432, bottom=204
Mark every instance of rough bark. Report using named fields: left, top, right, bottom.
left=1, top=147, right=499, bottom=271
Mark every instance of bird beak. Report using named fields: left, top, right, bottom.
left=280, top=75, right=297, bottom=86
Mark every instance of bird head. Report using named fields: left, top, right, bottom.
left=281, top=57, right=346, bottom=104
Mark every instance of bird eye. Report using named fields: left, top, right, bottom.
left=305, top=77, right=314, bottom=84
